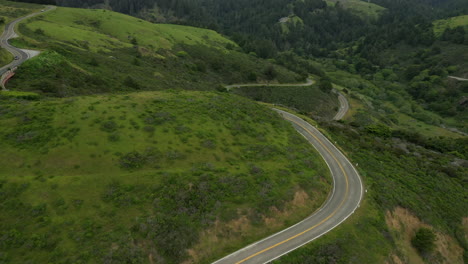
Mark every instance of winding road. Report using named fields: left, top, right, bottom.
left=213, top=109, right=363, bottom=263
left=0, top=6, right=55, bottom=89
left=333, top=91, right=349, bottom=121
left=2, top=9, right=362, bottom=263
left=226, top=79, right=349, bottom=121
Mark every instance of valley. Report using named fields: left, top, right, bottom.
left=0, top=0, right=467, bottom=263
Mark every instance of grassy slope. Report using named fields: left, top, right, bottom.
left=374, top=42, right=468, bottom=133
left=326, top=0, right=385, bottom=20
left=433, top=15, right=468, bottom=37
left=6, top=7, right=301, bottom=96
left=21, top=7, right=233, bottom=52
left=0, top=0, right=42, bottom=24
left=0, top=91, right=331, bottom=263
left=0, top=0, right=43, bottom=65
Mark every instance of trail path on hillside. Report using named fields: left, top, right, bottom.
left=448, top=76, right=468, bottom=81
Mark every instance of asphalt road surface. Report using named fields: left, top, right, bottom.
left=0, top=6, right=55, bottom=75
left=213, top=109, right=363, bottom=264
left=333, top=92, right=349, bottom=121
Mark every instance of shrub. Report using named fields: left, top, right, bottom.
left=318, top=77, right=333, bottom=93
left=123, top=76, right=140, bottom=89
left=100, top=120, right=118, bottom=133
left=119, top=152, right=146, bottom=169
left=411, top=228, right=436, bottom=256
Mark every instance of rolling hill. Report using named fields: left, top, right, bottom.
left=6, top=6, right=302, bottom=96
left=0, top=91, right=332, bottom=263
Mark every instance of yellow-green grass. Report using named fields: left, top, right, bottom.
left=279, top=15, right=304, bottom=34
left=395, top=112, right=463, bottom=138
left=23, top=7, right=235, bottom=53
left=274, top=198, right=393, bottom=263
left=8, top=6, right=301, bottom=95
left=326, top=0, right=385, bottom=20
left=0, top=47, right=12, bottom=66
left=0, top=91, right=331, bottom=263
left=0, top=0, right=42, bottom=24
left=433, top=15, right=468, bottom=37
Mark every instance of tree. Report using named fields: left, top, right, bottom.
left=411, top=228, right=436, bottom=256
left=123, top=76, right=140, bottom=89
left=263, top=65, right=277, bottom=84
left=318, top=77, right=333, bottom=93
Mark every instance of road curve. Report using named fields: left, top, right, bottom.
left=0, top=6, right=55, bottom=77
left=226, top=79, right=350, bottom=121
left=213, top=109, right=363, bottom=264
left=333, top=92, right=349, bottom=121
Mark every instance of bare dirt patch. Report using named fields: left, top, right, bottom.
left=385, top=207, right=464, bottom=264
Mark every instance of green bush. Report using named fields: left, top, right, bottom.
left=411, top=228, right=436, bottom=256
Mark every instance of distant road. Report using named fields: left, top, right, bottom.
left=0, top=6, right=55, bottom=76
left=333, top=92, right=349, bottom=121
left=226, top=79, right=350, bottom=121
left=448, top=76, right=468, bottom=81
left=225, top=78, right=314, bottom=90
left=213, top=109, right=363, bottom=264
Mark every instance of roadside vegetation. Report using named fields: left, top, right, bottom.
left=273, top=108, right=467, bottom=264
left=233, top=81, right=339, bottom=119
left=0, top=91, right=331, bottom=263
left=0, top=0, right=466, bottom=263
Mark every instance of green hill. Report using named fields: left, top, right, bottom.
left=7, top=6, right=302, bottom=96
left=326, top=0, right=386, bottom=20
left=433, top=15, right=468, bottom=37
left=0, top=91, right=331, bottom=263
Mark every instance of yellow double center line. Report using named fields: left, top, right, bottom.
left=234, top=115, right=350, bottom=264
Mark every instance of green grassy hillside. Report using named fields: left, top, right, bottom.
left=0, top=91, right=331, bottom=263
left=0, top=0, right=41, bottom=24
left=6, top=6, right=302, bottom=96
left=433, top=15, right=468, bottom=37
left=326, top=0, right=386, bottom=20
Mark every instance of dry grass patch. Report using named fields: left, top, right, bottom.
left=184, top=188, right=328, bottom=263
left=385, top=207, right=464, bottom=264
